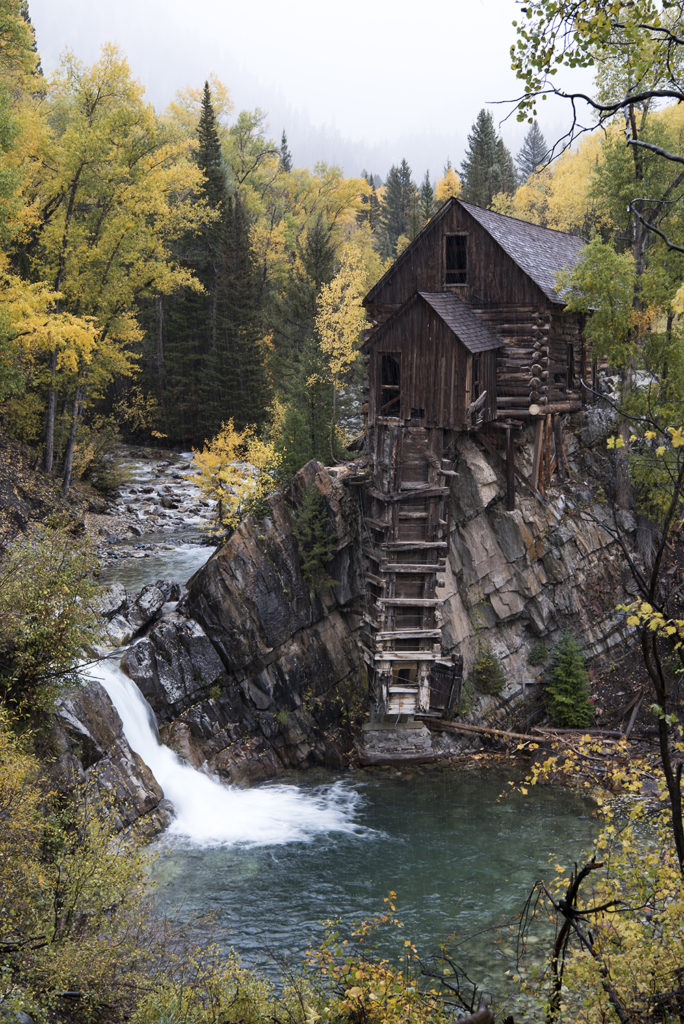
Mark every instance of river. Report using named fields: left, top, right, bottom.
left=88, top=448, right=596, bottom=998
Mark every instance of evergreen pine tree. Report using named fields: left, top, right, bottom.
left=516, top=120, right=548, bottom=181
left=460, top=109, right=517, bottom=209
left=149, top=83, right=267, bottom=443
left=497, top=136, right=519, bottom=194
left=419, top=171, right=435, bottom=223
left=197, top=81, right=228, bottom=206
left=379, top=159, right=418, bottom=258
left=544, top=633, right=593, bottom=728
left=279, top=130, right=292, bottom=172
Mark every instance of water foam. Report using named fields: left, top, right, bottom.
left=88, top=656, right=363, bottom=847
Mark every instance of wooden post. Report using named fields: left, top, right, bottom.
left=553, top=414, right=565, bottom=482
left=545, top=413, right=552, bottom=488
left=531, top=418, right=543, bottom=491
left=505, top=424, right=516, bottom=511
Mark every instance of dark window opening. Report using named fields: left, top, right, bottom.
left=566, top=342, right=574, bottom=390
left=380, top=352, right=401, bottom=416
left=445, top=234, right=467, bottom=285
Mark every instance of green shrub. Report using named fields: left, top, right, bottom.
left=292, top=482, right=337, bottom=594
left=528, top=640, right=549, bottom=666
left=0, top=522, right=97, bottom=723
left=467, top=645, right=506, bottom=695
left=543, top=632, right=592, bottom=728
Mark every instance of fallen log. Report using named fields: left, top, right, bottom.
left=532, top=726, right=625, bottom=740
left=419, top=718, right=543, bottom=744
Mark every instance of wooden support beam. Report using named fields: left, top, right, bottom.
left=531, top=417, right=543, bottom=491
left=376, top=652, right=442, bottom=661
left=505, top=424, right=515, bottom=511
left=376, top=629, right=442, bottom=639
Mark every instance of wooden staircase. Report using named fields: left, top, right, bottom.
left=360, top=422, right=460, bottom=717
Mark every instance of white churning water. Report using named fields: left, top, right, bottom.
left=88, top=656, right=363, bottom=848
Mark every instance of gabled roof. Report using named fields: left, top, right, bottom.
left=418, top=292, right=504, bottom=352
left=458, top=200, right=586, bottom=304
left=363, top=197, right=586, bottom=307
left=365, top=291, right=504, bottom=354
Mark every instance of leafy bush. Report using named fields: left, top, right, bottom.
left=0, top=715, right=158, bottom=1022
left=543, top=632, right=592, bottom=728
left=193, top=420, right=281, bottom=530
left=528, top=640, right=548, bottom=666
left=71, top=414, right=122, bottom=491
left=0, top=522, right=97, bottom=723
left=467, top=644, right=506, bottom=695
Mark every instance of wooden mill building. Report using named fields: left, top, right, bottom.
left=360, top=197, right=589, bottom=719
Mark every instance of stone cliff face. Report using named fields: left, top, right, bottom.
left=124, top=460, right=367, bottom=783
left=439, top=432, right=629, bottom=716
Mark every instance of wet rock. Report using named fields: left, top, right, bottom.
left=120, top=614, right=225, bottom=717
left=450, top=440, right=500, bottom=519
left=106, top=614, right=137, bottom=646
left=127, top=584, right=165, bottom=632
left=94, top=582, right=127, bottom=619
left=54, top=679, right=173, bottom=834
left=155, top=579, right=182, bottom=603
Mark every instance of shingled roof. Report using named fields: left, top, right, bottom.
left=363, top=197, right=586, bottom=307
left=459, top=200, right=586, bottom=304
left=418, top=292, right=504, bottom=352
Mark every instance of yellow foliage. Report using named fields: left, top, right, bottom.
left=0, top=712, right=159, bottom=1020
left=511, top=728, right=684, bottom=1023
left=193, top=420, right=281, bottom=530
left=305, top=897, right=448, bottom=1024
left=164, top=74, right=234, bottom=139
left=498, top=130, right=614, bottom=235
left=316, top=240, right=370, bottom=386
left=435, top=167, right=461, bottom=203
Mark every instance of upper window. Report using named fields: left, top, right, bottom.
left=445, top=234, right=467, bottom=285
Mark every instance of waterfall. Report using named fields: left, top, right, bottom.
left=88, top=655, right=362, bottom=847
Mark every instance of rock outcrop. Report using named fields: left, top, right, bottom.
left=58, top=424, right=634, bottom=810
left=53, top=679, right=173, bottom=835
left=131, top=460, right=368, bottom=783
left=442, top=434, right=629, bottom=685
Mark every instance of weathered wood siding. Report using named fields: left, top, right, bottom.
left=367, top=300, right=497, bottom=428
left=366, top=204, right=550, bottom=323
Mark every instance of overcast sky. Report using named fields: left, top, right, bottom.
left=28, top=0, right=594, bottom=180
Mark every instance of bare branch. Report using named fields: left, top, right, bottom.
left=625, top=137, right=684, bottom=166
left=627, top=203, right=684, bottom=253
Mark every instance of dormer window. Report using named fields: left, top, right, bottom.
left=445, top=234, right=467, bottom=285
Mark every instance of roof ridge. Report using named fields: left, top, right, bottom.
left=458, top=198, right=586, bottom=241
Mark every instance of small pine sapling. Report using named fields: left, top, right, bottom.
left=544, top=632, right=592, bottom=728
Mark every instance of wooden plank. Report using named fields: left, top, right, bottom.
left=383, top=541, right=448, bottom=550
left=379, top=597, right=441, bottom=607
left=380, top=564, right=444, bottom=573
left=531, top=417, right=543, bottom=490
left=376, top=652, right=441, bottom=661
left=376, top=629, right=442, bottom=639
